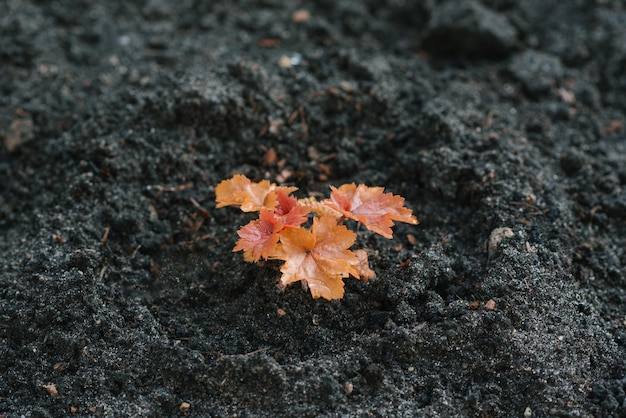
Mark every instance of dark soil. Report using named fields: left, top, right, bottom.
left=1, top=1, right=625, bottom=417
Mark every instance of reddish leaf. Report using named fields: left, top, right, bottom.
left=233, top=210, right=284, bottom=262
left=325, top=183, right=419, bottom=239
left=274, top=190, right=310, bottom=228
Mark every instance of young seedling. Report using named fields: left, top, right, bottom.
left=216, top=174, right=418, bottom=300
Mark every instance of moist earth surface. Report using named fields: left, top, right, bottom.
left=1, top=1, right=625, bottom=417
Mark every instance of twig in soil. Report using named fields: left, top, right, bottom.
left=287, top=109, right=299, bottom=125
left=189, top=197, right=210, bottom=219
left=195, top=233, right=212, bottom=241
left=131, top=245, right=141, bottom=258
left=563, top=224, right=582, bottom=243
left=101, top=226, right=110, bottom=243
left=245, top=346, right=273, bottom=356
left=217, top=259, right=244, bottom=275
left=99, top=266, right=107, bottom=281
left=484, top=110, right=494, bottom=128
left=507, top=200, right=547, bottom=216
left=299, top=106, right=308, bottom=137
left=588, top=205, right=602, bottom=227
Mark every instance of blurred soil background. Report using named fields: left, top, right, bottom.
left=1, top=0, right=625, bottom=416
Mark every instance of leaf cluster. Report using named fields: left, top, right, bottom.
left=216, top=174, right=418, bottom=300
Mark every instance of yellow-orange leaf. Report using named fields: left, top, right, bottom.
left=215, top=174, right=297, bottom=212
left=272, top=216, right=358, bottom=300
left=298, top=196, right=343, bottom=219
left=325, top=183, right=419, bottom=239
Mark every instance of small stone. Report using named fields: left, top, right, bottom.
left=509, top=50, right=564, bottom=95
left=43, top=383, right=59, bottom=398
left=278, top=56, right=292, bottom=68
left=292, top=9, right=311, bottom=24
left=4, top=117, right=34, bottom=152
left=179, top=402, right=190, bottom=413
left=488, top=227, right=514, bottom=259
left=362, top=363, right=383, bottom=387
left=423, top=0, right=517, bottom=57
left=343, top=382, right=354, bottom=395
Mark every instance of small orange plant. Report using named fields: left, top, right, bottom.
left=216, top=174, right=419, bottom=300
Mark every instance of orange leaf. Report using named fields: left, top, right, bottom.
left=298, top=196, right=343, bottom=220
left=215, top=174, right=297, bottom=212
left=233, top=210, right=284, bottom=262
left=271, top=216, right=358, bottom=300
left=325, top=183, right=419, bottom=239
